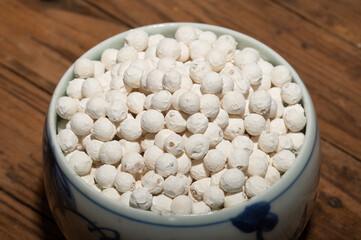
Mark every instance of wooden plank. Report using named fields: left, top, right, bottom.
left=82, top=0, right=215, bottom=26
left=300, top=138, right=361, bottom=240
left=20, top=0, right=128, bottom=39
left=273, top=0, right=361, bottom=48
left=319, top=140, right=361, bottom=207
left=304, top=178, right=361, bottom=240
left=0, top=189, right=64, bottom=240
left=0, top=0, right=124, bottom=95
left=0, top=63, right=52, bottom=216
left=0, top=65, right=50, bottom=114
left=0, top=86, right=48, bottom=213
left=82, top=0, right=361, bottom=159
left=0, top=56, right=63, bottom=238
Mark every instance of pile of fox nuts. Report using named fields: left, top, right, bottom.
left=56, top=25, right=306, bottom=215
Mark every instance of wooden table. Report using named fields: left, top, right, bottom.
left=0, top=0, right=360, bottom=239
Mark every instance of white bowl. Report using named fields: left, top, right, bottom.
left=43, top=22, right=320, bottom=240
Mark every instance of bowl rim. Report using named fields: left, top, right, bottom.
left=46, top=22, right=318, bottom=227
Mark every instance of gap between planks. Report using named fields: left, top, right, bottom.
left=0, top=187, right=56, bottom=225
left=321, top=136, right=361, bottom=162
left=271, top=0, right=361, bottom=50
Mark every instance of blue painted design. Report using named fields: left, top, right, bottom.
left=231, top=202, right=278, bottom=240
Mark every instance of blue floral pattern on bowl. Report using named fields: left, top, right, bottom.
left=231, top=202, right=278, bottom=240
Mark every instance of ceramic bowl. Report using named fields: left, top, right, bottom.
left=43, top=22, right=320, bottom=240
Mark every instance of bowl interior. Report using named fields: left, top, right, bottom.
left=46, top=22, right=317, bottom=226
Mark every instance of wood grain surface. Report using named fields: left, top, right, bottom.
left=0, top=0, right=360, bottom=239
